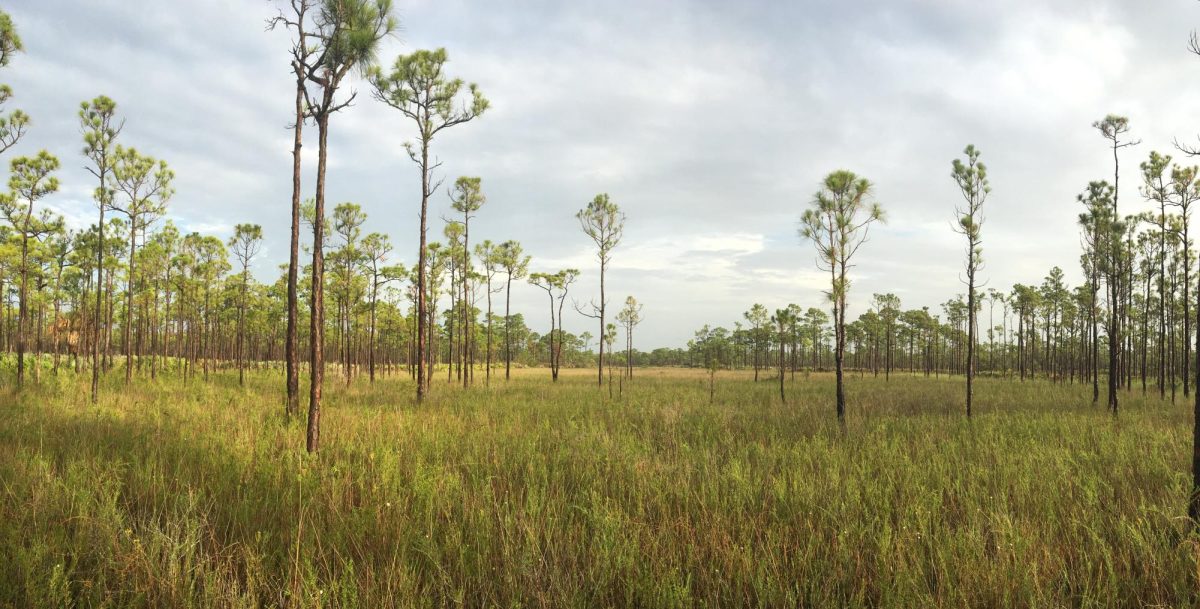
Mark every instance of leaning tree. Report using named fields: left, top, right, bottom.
left=800, top=170, right=885, bottom=425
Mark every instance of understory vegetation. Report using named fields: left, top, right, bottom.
left=2, top=366, right=1197, bottom=608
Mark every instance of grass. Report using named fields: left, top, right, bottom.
left=1, top=364, right=1199, bottom=607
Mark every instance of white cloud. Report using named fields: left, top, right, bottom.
left=4, top=0, right=1199, bottom=346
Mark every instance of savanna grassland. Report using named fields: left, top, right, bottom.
left=2, top=366, right=1198, bottom=608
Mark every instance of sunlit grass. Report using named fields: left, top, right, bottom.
left=1, top=363, right=1197, bottom=607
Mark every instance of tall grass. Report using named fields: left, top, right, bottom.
left=1, top=365, right=1197, bottom=607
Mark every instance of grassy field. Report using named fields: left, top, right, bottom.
left=1, top=365, right=1198, bottom=608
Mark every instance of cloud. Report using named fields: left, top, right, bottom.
left=3, top=0, right=1199, bottom=346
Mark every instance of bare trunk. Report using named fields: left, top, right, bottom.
left=125, top=223, right=136, bottom=385
left=16, top=226, right=28, bottom=388
left=286, top=62, right=304, bottom=419
left=505, top=273, right=512, bottom=381
left=92, top=205, right=105, bottom=402
left=834, top=260, right=845, bottom=424
left=369, top=279, right=378, bottom=382
left=238, top=267, right=247, bottom=386
left=1110, top=141, right=1121, bottom=414
left=416, top=134, right=430, bottom=401
left=597, top=258, right=605, bottom=386
left=1190, top=255, right=1200, bottom=522
left=485, top=276, right=493, bottom=385
left=307, top=108, right=330, bottom=453
left=966, top=266, right=975, bottom=417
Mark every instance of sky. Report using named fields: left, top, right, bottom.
left=4, top=0, right=1200, bottom=348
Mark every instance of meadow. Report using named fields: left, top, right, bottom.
left=1, top=366, right=1198, bottom=608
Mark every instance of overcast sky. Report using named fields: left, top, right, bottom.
left=5, top=0, right=1200, bottom=347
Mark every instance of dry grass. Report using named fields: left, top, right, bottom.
left=0, top=364, right=1197, bottom=607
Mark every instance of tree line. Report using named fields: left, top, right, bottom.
left=7, top=1, right=1200, bottom=521
left=0, top=3, right=645, bottom=447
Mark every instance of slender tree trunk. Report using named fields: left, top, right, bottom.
left=1185, top=227, right=1192, bottom=398
left=238, top=268, right=247, bottom=386
left=485, top=276, right=493, bottom=385
left=416, top=134, right=431, bottom=401
left=1092, top=267, right=1100, bottom=402
left=834, top=261, right=846, bottom=424
left=545, top=289, right=557, bottom=381
left=1170, top=267, right=1178, bottom=403
left=307, top=108, right=331, bottom=453
left=1142, top=271, right=1150, bottom=395
left=92, top=209, right=105, bottom=402
left=285, top=63, right=304, bottom=419
left=16, top=226, right=28, bottom=388
left=967, top=267, right=975, bottom=417
left=463, top=215, right=471, bottom=389
left=33, top=303, right=42, bottom=384
left=1110, top=142, right=1121, bottom=414
left=597, top=257, right=605, bottom=386
left=105, top=272, right=114, bottom=372
left=369, top=280, right=378, bottom=383
left=505, top=273, right=512, bottom=381
left=778, top=325, right=786, bottom=404
left=125, top=222, right=136, bottom=385
left=447, top=271, right=456, bottom=384
left=150, top=279, right=159, bottom=380
left=1161, top=219, right=1168, bottom=399
left=555, top=293, right=567, bottom=381
left=1190, top=256, right=1200, bottom=522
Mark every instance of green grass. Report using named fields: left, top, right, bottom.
left=1, top=365, right=1199, bottom=607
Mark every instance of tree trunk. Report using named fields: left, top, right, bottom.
left=834, top=262, right=846, bottom=424
left=1190, top=258, right=1200, bottom=522
left=15, top=223, right=28, bottom=388
left=505, top=274, right=512, bottom=381
left=1110, top=141, right=1121, bottom=414
left=238, top=267, right=247, bottom=386
left=307, top=108, right=330, bottom=453
left=597, top=257, right=605, bottom=386
left=1185, top=227, right=1192, bottom=398
left=369, top=279, right=378, bottom=383
left=416, top=134, right=431, bottom=401
left=463, top=214, right=471, bottom=389
left=778, top=325, right=786, bottom=404
left=93, top=206, right=105, bottom=402
left=125, top=221, right=136, bottom=385
left=966, top=267, right=975, bottom=418
left=485, top=276, right=493, bottom=385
